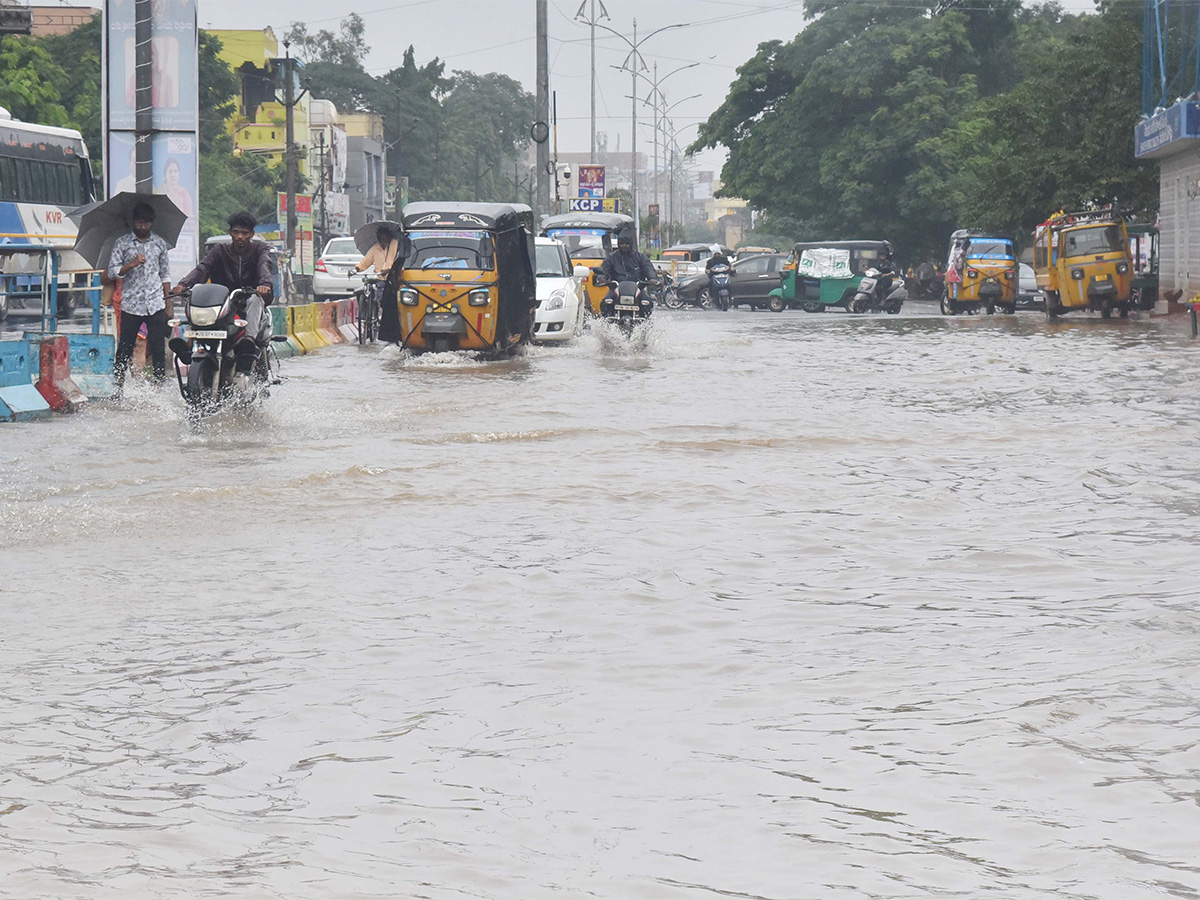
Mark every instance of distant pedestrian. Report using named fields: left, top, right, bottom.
left=109, top=202, right=172, bottom=391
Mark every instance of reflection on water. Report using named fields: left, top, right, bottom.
left=3, top=306, right=1200, bottom=898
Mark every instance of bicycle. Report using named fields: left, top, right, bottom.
left=353, top=274, right=381, bottom=344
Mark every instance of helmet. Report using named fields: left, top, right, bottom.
left=616, top=227, right=633, bottom=248
left=710, top=244, right=721, bottom=255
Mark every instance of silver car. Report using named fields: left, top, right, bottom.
left=313, top=237, right=364, bottom=301
left=1015, top=262, right=1045, bottom=311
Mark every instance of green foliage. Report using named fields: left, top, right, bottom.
left=285, top=14, right=368, bottom=68
left=198, top=132, right=282, bottom=240
left=693, top=1, right=1155, bottom=260
left=0, top=35, right=72, bottom=129
left=37, top=15, right=102, bottom=156
left=198, top=31, right=239, bottom=154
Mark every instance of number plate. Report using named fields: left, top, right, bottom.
left=184, top=329, right=227, bottom=339
left=1095, top=274, right=1110, bottom=281
left=615, top=304, right=639, bottom=312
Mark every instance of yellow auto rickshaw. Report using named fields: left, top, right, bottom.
left=396, top=202, right=537, bottom=353
left=942, top=230, right=1018, bottom=315
left=1033, top=206, right=1133, bottom=320
left=540, top=212, right=633, bottom=314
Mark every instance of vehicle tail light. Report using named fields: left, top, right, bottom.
left=315, top=258, right=327, bottom=272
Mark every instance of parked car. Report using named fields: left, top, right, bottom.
left=733, top=245, right=777, bottom=261
left=673, top=253, right=789, bottom=310
left=313, top=237, right=363, bottom=301
left=1015, top=262, right=1045, bottom=311
left=533, top=236, right=587, bottom=342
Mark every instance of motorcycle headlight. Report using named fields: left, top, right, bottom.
left=400, top=288, right=419, bottom=306
left=1116, top=262, right=1129, bottom=274
left=544, top=289, right=565, bottom=311
left=190, top=306, right=218, bottom=327
left=468, top=288, right=490, bottom=307
left=1071, top=268, right=1085, bottom=280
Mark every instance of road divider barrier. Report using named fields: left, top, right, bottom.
left=290, top=304, right=326, bottom=353
left=66, top=334, right=117, bottom=399
left=34, top=335, right=88, bottom=412
left=336, top=298, right=359, bottom=342
left=317, top=302, right=342, bottom=345
left=270, top=306, right=296, bottom=358
left=0, top=340, right=51, bottom=421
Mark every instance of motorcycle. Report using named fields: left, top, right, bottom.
left=848, top=267, right=906, bottom=314
left=168, top=284, right=285, bottom=422
left=707, top=261, right=732, bottom=311
left=595, top=273, right=655, bottom=335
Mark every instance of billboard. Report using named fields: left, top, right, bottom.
left=104, top=0, right=199, bottom=133
left=568, top=198, right=623, bottom=213
left=104, top=0, right=199, bottom=283
left=578, top=164, right=605, bottom=198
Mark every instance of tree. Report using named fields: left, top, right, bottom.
left=285, top=14, right=368, bottom=68
left=692, top=2, right=1040, bottom=259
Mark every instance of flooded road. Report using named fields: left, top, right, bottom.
left=3, top=305, right=1200, bottom=899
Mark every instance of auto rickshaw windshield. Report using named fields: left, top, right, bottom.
left=544, top=228, right=607, bottom=258
left=966, top=239, right=1012, bottom=258
left=408, top=231, right=494, bottom=269
left=1062, top=225, right=1123, bottom=258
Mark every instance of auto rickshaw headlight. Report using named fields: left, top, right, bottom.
left=967, top=268, right=979, bottom=278
left=1071, top=268, right=1085, bottom=280
left=1116, top=262, right=1130, bottom=274
left=400, top=288, right=419, bottom=305
left=468, top=288, right=490, bottom=306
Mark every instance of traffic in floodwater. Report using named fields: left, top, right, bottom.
left=4, top=305, right=1200, bottom=898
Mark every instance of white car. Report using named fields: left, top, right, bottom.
left=534, top=237, right=587, bottom=342
left=313, top=237, right=364, bottom=301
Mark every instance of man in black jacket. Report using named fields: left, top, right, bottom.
left=171, top=211, right=274, bottom=372
left=596, top=227, right=657, bottom=316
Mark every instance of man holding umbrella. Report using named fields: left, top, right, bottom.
left=108, top=201, right=172, bottom=390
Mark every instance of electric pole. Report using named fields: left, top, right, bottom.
left=134, top=0, right=152, bottom=191
left=284, top=39, right=297, bottom=259
left=536, top=0, right=551, bottom=216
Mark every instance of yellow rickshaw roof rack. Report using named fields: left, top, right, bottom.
left=1045, top=207, right=1124, bottom=230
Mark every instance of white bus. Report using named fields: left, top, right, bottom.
left=0, top=108, right=98, bottom=320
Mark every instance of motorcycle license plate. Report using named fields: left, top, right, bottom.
left=184, top=329, right=227, bottom=339
left=615, top=305, right=639, bottom=312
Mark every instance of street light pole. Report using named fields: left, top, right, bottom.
left=284, top=39, right=296, bottom=260
left=594, top=19, right=683, bottom=246
left=575, top=0, right=609, bottom=163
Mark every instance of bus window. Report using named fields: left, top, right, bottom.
left=0, top=157, right=12, bottom=202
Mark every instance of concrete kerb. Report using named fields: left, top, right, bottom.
left=289, top=305, right=322, bottom=353
left=0, top=340, right=51, bottom=421
left=316, top=302, right=342, bottom=345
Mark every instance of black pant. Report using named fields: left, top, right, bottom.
left=114, top=308, right=167, bottom=385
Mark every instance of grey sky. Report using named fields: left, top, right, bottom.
left=72, top=0, right=1103, bottom=177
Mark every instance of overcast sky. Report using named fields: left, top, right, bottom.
left=71, top=0, right=1101, bottom=175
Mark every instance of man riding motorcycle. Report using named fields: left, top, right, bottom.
left=171, top=211, right=273, bottom=379
left=595, top=227, right=658, bottom=316
left=705, top=244, right=733, bottom=309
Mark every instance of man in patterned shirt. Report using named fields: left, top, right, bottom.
left=108, top=202, right=172, bottom=390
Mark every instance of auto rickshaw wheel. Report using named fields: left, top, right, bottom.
left=1045, top=293, right=1060, bottom=321
left=800, top=300, right=824, bottom=313
left=1120, top=303, right=1130, bottom=318
left=985, top=302, right=995, bottom=316
left=940, top=296, right=953, bottom=316
left=431, top=336, right=451, bottom=353
left=767, top=295, right=785, bottom=313
left=1100, top=301, right=1112, bottom=319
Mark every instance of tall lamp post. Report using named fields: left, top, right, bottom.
left=635, top=60, right=699, bottom=220
left=593, top=18, right=683, bottom=244
left=574, top=0, right=610, bottom=163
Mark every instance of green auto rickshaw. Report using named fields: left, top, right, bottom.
left=770, top=240, right=895, bottom=312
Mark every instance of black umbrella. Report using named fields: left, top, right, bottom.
left=70, top=192, right=187, bottom=269
left=353, top=220, right=402, bottom=255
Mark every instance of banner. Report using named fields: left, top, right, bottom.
left=278, top=193, right=314, bottom=274
left=798, top=248, right=851, bottom=279
left=568, top=197, right=623, bottom=213
left=578, top=164, right=605, bottom=199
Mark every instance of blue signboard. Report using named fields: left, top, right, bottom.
left=1135, top=99, right=1200, bottom=158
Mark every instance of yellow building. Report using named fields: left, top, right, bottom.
left=209, top=27, right=310, bottom=179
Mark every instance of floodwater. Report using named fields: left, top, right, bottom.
left=2, top=305, right=1200, bottom=899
